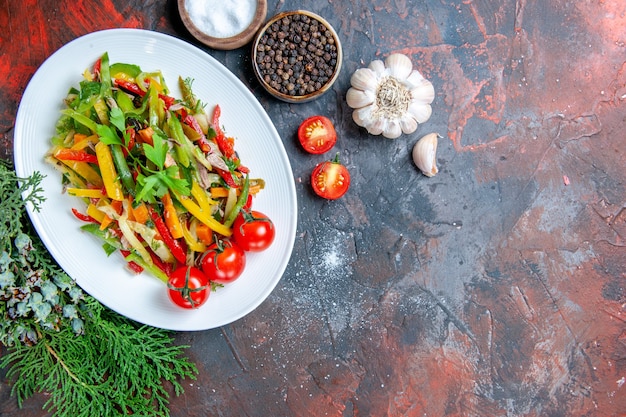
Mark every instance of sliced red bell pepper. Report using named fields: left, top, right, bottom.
left=120, top=249, right=144, bottom=274
left=159, top=94, right=176, bottom=109
left=211, top=105, right=223, bottom=135
left=214, top=167, right=237, bottom=188
left=124, top=126, right=136, bottom=156
left=114, top=79, right=175, bottom=109
left=54, top=148, right=98, bottom=164
left=124, top=230, right=173, bottom=276
left=212, top=105, right=236, bottom=159
left=148, top=249, right=173, bottom=277
left=93, top=58, right=101, bottom=79
left=244, top=193, right=254, bottom=211
left=107, top=226, right=123, bottom=240
left=148, top=206, right=187, bottom=264
left=115, top=79, right=144, bottom=96
left=132, top=166, right=141, bottom=182
left=71, top=208, right=99, bottom=223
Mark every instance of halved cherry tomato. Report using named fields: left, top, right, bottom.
left=311, top=153, right=350, bottom=200
left=297, top=115, right=337, bottom=154
left=200, top=239, right=246, bottom=284
left=167, top=266, right=210, bottom=309
left=232, top=210, right=275, bottom=252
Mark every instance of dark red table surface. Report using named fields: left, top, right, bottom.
left=2, top=0, right=626, bottom=416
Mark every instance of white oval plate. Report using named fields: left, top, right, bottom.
left=14, top=29, right=297, bottom=331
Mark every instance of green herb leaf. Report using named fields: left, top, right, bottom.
left=161, top=166, right=191, bottom=195
left=109, top=107, right=126, bottom=133
left=79, top=80, right=102, bottom=100
left=109, top=106, right=133, bottom=148
left=96, top=124, right=122, bottom=145
left=143, top=130, right=167, bottom=169
left=206, top=126, right=217, bottom=140
left=135, top=173, right=163, bottom=202
left=134, top=167, right=190, bottom=203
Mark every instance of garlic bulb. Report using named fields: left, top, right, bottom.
left=412, top=133, right=438, bottom=177
left=346, top=53, right=434, bottom=139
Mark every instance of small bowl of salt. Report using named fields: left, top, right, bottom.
left=178, top=0, right=267, bottom=50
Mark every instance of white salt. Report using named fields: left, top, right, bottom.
left=186, top=0, right=257, bottom=38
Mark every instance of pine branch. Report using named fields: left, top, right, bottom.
left=0, top=160, right=198, bottom=416
left=3, top=301, right=198, bottom=417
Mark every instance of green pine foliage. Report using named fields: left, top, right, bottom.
left=0, top=159, right=198, bottom=416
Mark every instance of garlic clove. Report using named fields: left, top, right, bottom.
left=400, top=113, right=418, bottom=135
left=354, top=105, right=386, bottom=135
left=346, top=87, right=375, bottom=109
left=365, top=117, right=386, bottom=136
left=412, top=133, right=439, bottom=177
left=385, top=53, right=413, bottom=80
left=367, top=59, right=386, bottom=77
left=410, top=81, right=435, bottom=104
left=405, top=69, right=426, bottom=88
left=382, top=118, right=402, bottom=139
left=352, top=106, right=372, bottom=128
left=350, top=68, right=378, bottom=91
left=365, top=119, right=387, bottom=136
left=407, top=101, right=433, bottom=124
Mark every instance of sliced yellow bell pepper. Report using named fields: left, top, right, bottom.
left=111, top=71, right=135, bottom=83
left=45, top=156, right=87, bottom=189
left=191, top=182, right=217, bottom=212
left=94, top=98, right=110, bottom=126
left=173, top=192, right=232, bottom=237
left=86, top=203, right=106, bottom=223
left=180, top=219, right=206, bottom=253
left=67, top=188, right=105, bottom=199
left=59, top=159, right=104, bottom=188
left=82, top=68, right=95, bottom=82
left=95, top=141, right=124, bottom=201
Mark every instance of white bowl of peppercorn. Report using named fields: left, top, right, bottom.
left=252, top=10, right=343, bottom=103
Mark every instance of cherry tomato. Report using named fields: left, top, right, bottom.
left=167, top=266, right=210, bottom=309
left=232, top=210, right=276, bottom=252
left=311, top=153, right=350, bottom=200
left=297, top=115, right=337, bottom=154
left=200, top=239, right=246, bottom=284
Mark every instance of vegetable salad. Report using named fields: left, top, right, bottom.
left=46, top=52, right=268, bottom=303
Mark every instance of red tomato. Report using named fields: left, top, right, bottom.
left=167, top=266, right=210, bottom=309
left=232, top=210, right=276, bottom=252
left=297, top=115, right=337, bottom=154
left=311, top=154, right=350, bottom=200
left=200, top=239, right=246, bottom=284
